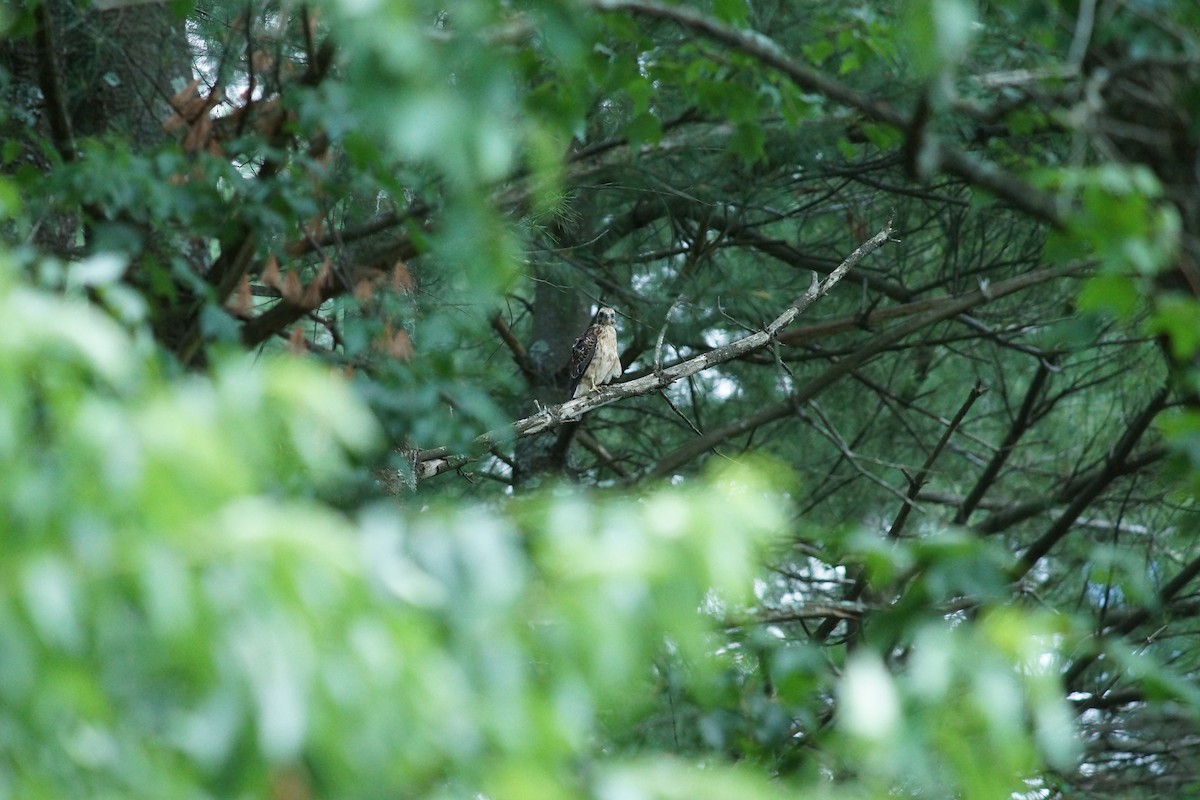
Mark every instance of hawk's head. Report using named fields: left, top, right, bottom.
left=596, top=306, right=617, bottom=326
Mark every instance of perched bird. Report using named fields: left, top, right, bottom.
left=568, top=306, right=622, bottom=399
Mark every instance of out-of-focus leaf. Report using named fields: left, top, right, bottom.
left=902, top=0, right=976, bottom=77
left=838, top=652, right=900, bottom=741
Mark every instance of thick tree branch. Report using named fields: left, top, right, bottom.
left=411, top=220, right=897, bottom=481
left=644, top=264, right=1070, bottom=480
left=592, top=0, right=1064, bottom=226
left=416, top=244, right=1072, bottom=485
left=33, top=2, right=76, bottom=162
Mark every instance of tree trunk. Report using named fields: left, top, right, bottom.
left=512, top=257, right=589, bottom=488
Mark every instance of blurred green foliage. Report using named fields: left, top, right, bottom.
left=0, top=251, right=789, bottom=797
left=0, top=248, right=1086, bottom=798
left=5, top=0, right=1200, bottom=797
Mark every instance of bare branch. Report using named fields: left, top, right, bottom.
left=813, top=380, right=986, bottom=643
left=954, top=362, right=1053, bottom=525
left=1064, top=549, right=1200, bottom=691
left=974, top=446, right=1166, bottom=536
left=1012, top=385, right=1170, bottom=581
left=409, top=220, right=897, bottom=480
left=644, top=263, right=1070, bottom=480
left=576, top=431, right=631, bottom=478
left=490, top=312, right=537, bottom=383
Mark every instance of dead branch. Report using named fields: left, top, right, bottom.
left=408, top=219, right=897, bottom=481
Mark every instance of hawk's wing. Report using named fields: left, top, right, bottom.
left=568, top=325, right=599, bottom=396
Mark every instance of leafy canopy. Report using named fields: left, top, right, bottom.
left=5, top=0, right=1200, bottom=798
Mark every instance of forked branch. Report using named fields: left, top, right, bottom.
left=410, top=219, right=897, bottom=482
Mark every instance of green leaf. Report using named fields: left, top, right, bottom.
left=902, top=0, right=976, bottom=77
left=863, top=123, right=902, bottom=151
left=0, top=176, right=20, bottom=218
left=803, top=38, right=836, bottom=64
left=1147, top=294, right=1200, bottom=361
left=1077, top=274, right=1140, bottom=320
left=729, top=121, right=766, bottom=163
left=712, top=0, right=751, bottom=24
left=624, top=112, right=663, bottom=150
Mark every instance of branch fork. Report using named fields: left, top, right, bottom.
left=405, top=219, right=897, bottom=483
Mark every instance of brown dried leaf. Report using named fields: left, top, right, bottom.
left=227, top=275, right=254, bottom=315
left=166, top=80, right=223, bottom=145
left=391, top=260, right=415, bottom=293
left=251, top=49, right=275, bottom=74
left=260, top=255, right=281, bottom=288
left=287, top=325, right=307, bottom=354
left=179, top=93, right=211, bottom=122
left=353, top=267, right=385, bottom=303
left=163, top=77, right=202, bottom=131
left=303, top=215, right=325, bottom=243
left=281, top=270, right=303, bottom=304
left=313, top=258, right=335, bottom=291
left=379, top=324, right=414, bottom=361
left=181, top=114, right=213, bottom=154
left=301, top=260, right=333, bottom=308
left=163, top=113, right=186, bottom=135
left=353, top=280, right=374, bottom=303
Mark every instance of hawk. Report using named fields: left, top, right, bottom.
left=568, top=306, right=622, bottom=399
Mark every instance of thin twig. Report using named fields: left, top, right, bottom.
left=490, top=312, right=537, bottom=383
left=576, top=431, right=631, bottom=478
left=644, top=262, right=1065, bottom=481
left=812, top=380, right=986, bottom=644
left=658, top=390, right=703, bottom=436
left=654, top=294, right=688, bottom=374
